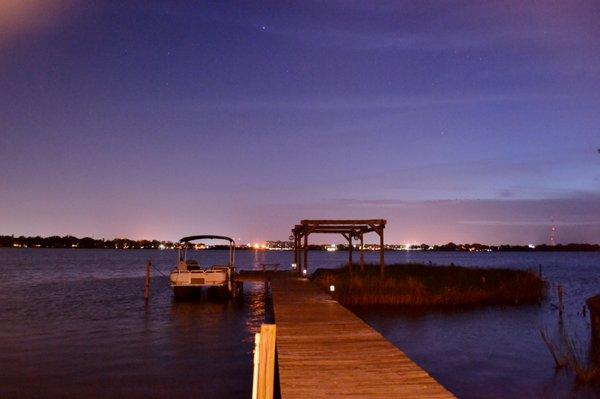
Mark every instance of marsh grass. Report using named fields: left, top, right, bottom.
left=312, top=263, right=546, bottom=307
left=540, top=328, right=600, bottom=384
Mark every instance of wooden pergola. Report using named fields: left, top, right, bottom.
left=292, top=219, right=387, bottom=278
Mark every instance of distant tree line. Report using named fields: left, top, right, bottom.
left=0, top=235, right=598, bottom=251
left=0, top=235, right=175, bottom=249
left=334, top=242, right=600, bottom=252
left=420, top=242, right=600, bottom=252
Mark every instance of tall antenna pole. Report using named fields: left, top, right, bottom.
left=549, top=225, right=557, bottom=246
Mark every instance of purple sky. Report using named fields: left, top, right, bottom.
left=1, top=1, right=599, bottom=245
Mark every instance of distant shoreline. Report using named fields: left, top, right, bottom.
left=1, top=235, right=598, bottom=252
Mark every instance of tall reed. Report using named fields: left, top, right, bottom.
left=312, top=263, right=546, bottom=306
left=540, top=327, right=600, bottom=383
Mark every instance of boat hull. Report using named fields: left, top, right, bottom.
left=173, top=285, right=231, bottom=301
left=172, top=281, right=243, bottom=301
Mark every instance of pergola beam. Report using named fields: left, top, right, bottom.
left=301, top=219, right=386, bottom=225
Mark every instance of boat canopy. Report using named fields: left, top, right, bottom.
left=179, top=235, right=235, bottom=244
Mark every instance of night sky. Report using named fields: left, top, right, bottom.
left=1, top=1, right=599, bottom=245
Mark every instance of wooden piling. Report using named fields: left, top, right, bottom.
left=255, top=324, right=276, bottom=399
left=144, top=260, right=151, bottom=302
left=586, top=295, right=600, bottom=354
left=557, top=285, right=564, bottom=321
left=252, top=333, right=261, bottom=399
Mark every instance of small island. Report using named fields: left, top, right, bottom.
left=313, top=263, right=546, bottom=307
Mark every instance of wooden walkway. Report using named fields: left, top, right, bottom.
left=270, top=274, right=455, bottom=398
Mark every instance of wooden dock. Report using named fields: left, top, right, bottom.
left=270, top=274, right=454, bottom=398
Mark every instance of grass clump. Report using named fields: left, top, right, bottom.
left=540, top=328, right=600, bottom=384
left=312, top=263, right=545, bottom=307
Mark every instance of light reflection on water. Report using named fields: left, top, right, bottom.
left=1, top=249, right=599, bottom=398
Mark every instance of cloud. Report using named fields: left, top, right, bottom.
left=243, top=1, right=592, bottom=53
left=263, top=194, right=600, bottom=244
left=133, top=91, right=570, bottom=114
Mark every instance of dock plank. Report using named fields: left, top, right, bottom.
left=271, top=274, right=455, bottom=398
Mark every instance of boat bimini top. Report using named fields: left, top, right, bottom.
left=178, top=235, right=235, bottom=266
left=179, top=235, right=235, bottom=244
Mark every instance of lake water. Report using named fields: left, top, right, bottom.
left=1, top=249, right=599, bottom=398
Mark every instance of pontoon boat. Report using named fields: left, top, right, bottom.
left=169, top=235, right=241, bottom=299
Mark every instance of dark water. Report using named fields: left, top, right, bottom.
left=0, top=249, right=268, bottom=398
left=352, top=251, right=600, bottom=399
left=1, top=249, right=599, bottom=398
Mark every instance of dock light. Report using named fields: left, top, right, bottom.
left=329, top=285, right=335, bottom=292
left=291, top=263, right=297, bottom=270
left=302, top=268, right=307, bottom=277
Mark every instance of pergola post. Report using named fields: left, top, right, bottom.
left=360, top=234, right=365, bottom=272
left=379, top=227, right=385, bottom=279
left=298, top=243, right=303, bottom=276
left=303, top=233, right=308, bottom=277
left=348, top=235, right=353, bottom=271
left=294, top=233, right=300, bottom=275
left=293, top=233, right=297, bottom=268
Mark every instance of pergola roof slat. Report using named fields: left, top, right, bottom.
left=300, top=219, right=385, bottom=225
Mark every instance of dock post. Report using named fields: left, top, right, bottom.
left=557, top=285, right=564, bottom=321
left=538, top=264, right=542, bottom=279
left=252, top=332, right=261, bottom=399
left=144, top=260, right=151, bottom=302
left=587, top=295, right=600, bottom=357
left=253, top=324, right=276, bottom=399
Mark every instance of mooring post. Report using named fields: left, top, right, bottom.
left=557, top=284, right=564, bottom=321
left=586, top=295, right=600, bottom=356
left=144, top=260, right=151, bottom=302
left=538, top=264, right=542, bottom=279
